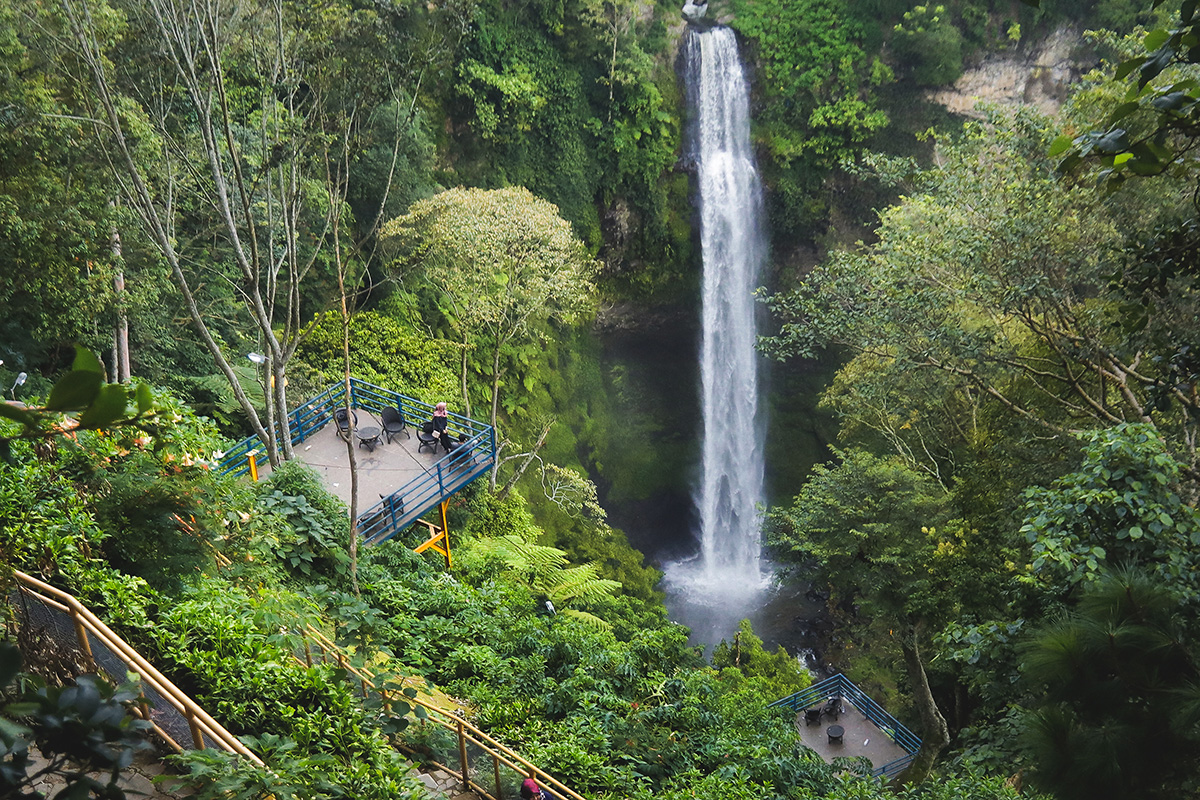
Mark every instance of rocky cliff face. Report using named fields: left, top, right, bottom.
left=926, top=25, right=1096, bottom=117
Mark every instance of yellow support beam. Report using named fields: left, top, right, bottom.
left=413, top=500, right=452, bottom=569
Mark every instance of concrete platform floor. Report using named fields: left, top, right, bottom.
left=794, top=699, right=909, bottom=770
left=258, top=412, right=456, bottom=514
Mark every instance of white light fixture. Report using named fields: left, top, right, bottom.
left=246, top=352, right=268, bottom=365
left=11, top=371, right=26, bottom=399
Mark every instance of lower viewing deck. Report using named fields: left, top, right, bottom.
left=793, top=699, right=908, bottom=771
left=771, top=674, right=921, bottom=780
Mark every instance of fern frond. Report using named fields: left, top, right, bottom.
left=548, top=564, right=621, bottom=604
left=559, top=608, right=612, bottom=632
left=469, top=534, right=565, bottom=575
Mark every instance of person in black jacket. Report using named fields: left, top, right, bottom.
left=426, top=401, right=451, bottom=452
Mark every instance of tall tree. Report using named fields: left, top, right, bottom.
left=383, top=186, right=597, bottom=446
left=46, top=0, right=446, bottom=464
left=763, top=107, right=1200, bottom=477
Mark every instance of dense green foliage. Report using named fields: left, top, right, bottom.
left=1020, top=568, right=1200, bottom=799
left=1, top=380, right=1044, bottom=799
left=6, top=0, right=1200, bottom=798
left=760, top=13, right=1200, bottom=795
left=731, top=0, right=891, bottom=235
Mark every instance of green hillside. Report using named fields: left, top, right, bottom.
left=4, top=0, right=1200, bottom=797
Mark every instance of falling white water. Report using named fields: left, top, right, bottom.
left=665, top=25, right=768, bottom=638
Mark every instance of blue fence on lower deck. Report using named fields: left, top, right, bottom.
left=217, top=378, right=496, bottom=546
left=770, top=673, right=921, bottom=780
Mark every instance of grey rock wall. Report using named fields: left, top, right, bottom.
left=926, top=25, right=1095, bottom=117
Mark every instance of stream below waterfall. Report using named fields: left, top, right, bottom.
left=595, top=320, right=838, bottom=661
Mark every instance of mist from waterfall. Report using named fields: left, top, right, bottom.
left=664, top=25, right=768, bottom=644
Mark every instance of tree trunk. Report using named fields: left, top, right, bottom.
left=896, top=621, right=950, bottom=786
left=337, top=294, right=358, bottom=595
left=342, top=368, right=359, bottom=597
left=490, top=340, right=502, bottom=437
left=332, top=191, right=360, bottom=596
left=461, top=330, right=471, bottom=419
left=109, top=220, right=130, bottom=382
left=607, top=21, right=617, bottom=122
left=496, top=419, right=554, bottom=499
left=62, top=1, right=279, bottom=464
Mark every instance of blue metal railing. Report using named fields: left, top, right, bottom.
left=355, top=425, right=495, bottom=546
left=217, top=382, right=349, bottom=478
left=770, top=673, right=921, bottom=780
left=217, top=379, right=496, bottom=545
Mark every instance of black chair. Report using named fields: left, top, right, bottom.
left=823, top=697, right=841, bottom=720
left=416, top=423, right=440, bottom=453
left=446, top=435, right=471, bottom=468
left=803, top=708, right=823, bottom=726
left=381, top=493, right=405, bottom=516
left=334, top=408, right=358, bottom=440
left=381, top=407, right=409, bottom=442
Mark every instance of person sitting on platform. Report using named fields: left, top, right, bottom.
left=427, top=401, right=451, bottom=453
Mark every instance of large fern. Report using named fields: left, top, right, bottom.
left=467, top=534, right=620, bottom=628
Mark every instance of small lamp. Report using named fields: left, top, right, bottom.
left=246, top=352, right=268, bottom=365
left=11, top=371, right=26, bottom=400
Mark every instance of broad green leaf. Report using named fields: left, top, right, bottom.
left=1144, top=29, right=1171, bottom=51
left=1138, top=47, right=1174, bottom=89
left=1128, top=159, right=1166, bottom=175
left=136, top=382, right=153, bottom=415
left=71, top=345, right=104, bottom=374
left=1105, top=101, right=1141, bottom=126
left=78, top=384, right=130, bottom=429
left=0, top=402, right=36, bottom=426
left=1048, top=134, right=1074, bottom=157
left=1115, top=56, right=1147, bottom=81
left=1095, top=128, right=1130, bottom=152
left=1151, top=91, right=1191, bottom=111
left=46, top=371, right=103, bottom=411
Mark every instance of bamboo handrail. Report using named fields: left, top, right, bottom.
left=297, top=625, right=588, bottom=800
left=11, top=571, right=264, bottom=766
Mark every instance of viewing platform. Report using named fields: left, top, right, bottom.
left=218, top=379, right=495, bottom=546
left=771, top=674, right=920, bottom=780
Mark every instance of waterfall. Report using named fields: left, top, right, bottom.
left=665, top=25, right=768, bottom=637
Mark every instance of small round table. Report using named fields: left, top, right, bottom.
left=826, top=724, right=845, bottom=744
left=356, top=426, right=382, bottom=452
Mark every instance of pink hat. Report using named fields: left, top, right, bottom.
left=522, top=778, right=540, bottom=795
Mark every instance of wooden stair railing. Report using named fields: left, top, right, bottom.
left=297, top=625, right=588, bottom=800
left=10, top=571, right=263, bottom=766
